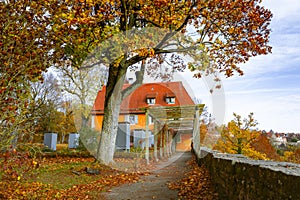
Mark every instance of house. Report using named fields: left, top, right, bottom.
left=91, top=81, right=196, bottom=151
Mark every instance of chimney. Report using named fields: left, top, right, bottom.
left=128, top=77, right=134, bottom=84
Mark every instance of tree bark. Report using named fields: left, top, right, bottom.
left=96, top=61, right=127, bottom=164
left=192, top=106, right=200, bottom=156
left=96, top=61, right=145, bottom=165
left=97, top=105, right=122, bottom=164
left=81, top=115, right=89, bottom=130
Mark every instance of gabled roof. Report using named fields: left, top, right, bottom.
left=92, top=81, right=195, bottom=115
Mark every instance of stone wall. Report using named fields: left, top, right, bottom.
left=195, top=147, right=300, bottom=200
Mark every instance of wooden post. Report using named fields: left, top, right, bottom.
left=167, top=129, right=171, bottom=157
left=154, top=120, right=158, bottom=162
left=169, top=129, right=173, bottom=156
left=172, top=135, right=176, bottom=154
left=159, top=124, right=163, bottom=159
left=192, top=106, right=200, bottom=155
left=145, top=109, right=149, bottom=164
left=166, top=129, right=169, bottom=157
left=163, top=124, right=167, bottom=158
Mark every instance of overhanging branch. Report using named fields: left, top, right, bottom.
left=121, top=60, right=146, bottom=101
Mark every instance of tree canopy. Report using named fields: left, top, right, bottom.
left=1, top=0, right=273, bottom=163
left=0, top=1, right=58, bottom=150
left=49, top=0, right=273, bottom=78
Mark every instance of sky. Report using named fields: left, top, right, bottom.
left=178, top=0, right=300, bottom=133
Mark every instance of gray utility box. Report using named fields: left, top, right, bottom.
left=133, top=129, right=145, bottom=149
left=149, top=133, right=154, bottom=147
left=116, top=122, right=130, bottom=150
left=68, top=133, right=80, bottom=149
left=133, top=129, right=154, bottom=149
left=44, top=133, right=57, bottom=151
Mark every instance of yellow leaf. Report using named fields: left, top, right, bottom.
left=229, top=27, right=235, bottom=34
left=149, top=48, right=155, bottom=57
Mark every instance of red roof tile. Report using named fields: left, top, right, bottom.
left=92, top=81, right=195, bottom=114
left=146, top=93, right=158, bottom=98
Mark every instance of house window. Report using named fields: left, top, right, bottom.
left=166, top=97, right=175, bottom=104
left=148, top=115, right=154, bottom=124
left=146, top=98, right=156, bottom=105
left=129, top=115, right=138, bottom=124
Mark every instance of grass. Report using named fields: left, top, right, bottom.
left=0, top=155, right=106, bottom=198
left=0, top=145, right=147, bottom=199
left=32, top=159, right=97, bottom=190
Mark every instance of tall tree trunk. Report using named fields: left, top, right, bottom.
left=96, top=60, right=145, bottom=164
left=192, top=106, right=200, bottom=156
left=81, top=115, right=88, bottom=130
left=61, top=133, right=65, bottom=144
left=96, top=67, right=126, bottom=164
left=97, top=99, right=123, bottom=164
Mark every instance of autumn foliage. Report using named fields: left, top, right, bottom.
left=46, top=0, right=273, bottom=78
left=212, top=113, right=300, bottom=163
left=282, top=148, right=300, bottom=164
left=0, top=1, right=57, bottom=150
left=251, top=134, right=281, bottom=161
left=214, top=113, right=268, bottom=160
left=200, top=123, right=208, bottom=145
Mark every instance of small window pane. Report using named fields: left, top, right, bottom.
left=166, top=97, right=175, bottom=104
left=147, top=98, right=155, bottom=105
left=149, top=115, right=154, bottom=124
left=129, top=115, right=138, bottom=124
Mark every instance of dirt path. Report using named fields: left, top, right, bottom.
left=103, top=152, right=192, bottom=200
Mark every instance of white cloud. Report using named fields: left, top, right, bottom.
left=262, top=0, right=300, bottom=20
left=224, top=90, right=300, bottom=133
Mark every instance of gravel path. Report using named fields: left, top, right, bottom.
left=103, top=152, right=192, bottom=200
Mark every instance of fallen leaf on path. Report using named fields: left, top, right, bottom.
left=168, top=156, right=219, bottom=200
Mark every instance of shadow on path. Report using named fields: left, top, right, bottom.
left=103, top=152, right=192, bottom=200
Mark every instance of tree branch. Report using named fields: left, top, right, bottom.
left=121, top=60, right=146, bottom=101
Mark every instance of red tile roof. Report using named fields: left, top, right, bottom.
left=92, top=81, right=195, bottom=115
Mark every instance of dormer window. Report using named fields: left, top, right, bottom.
left=166, top=97, right=175, bottom=104
left=165, top=93, right=176, bottom=104
left=146, top=93, right=157, bottom=105
left=147, top=98, right=156, bottom=105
